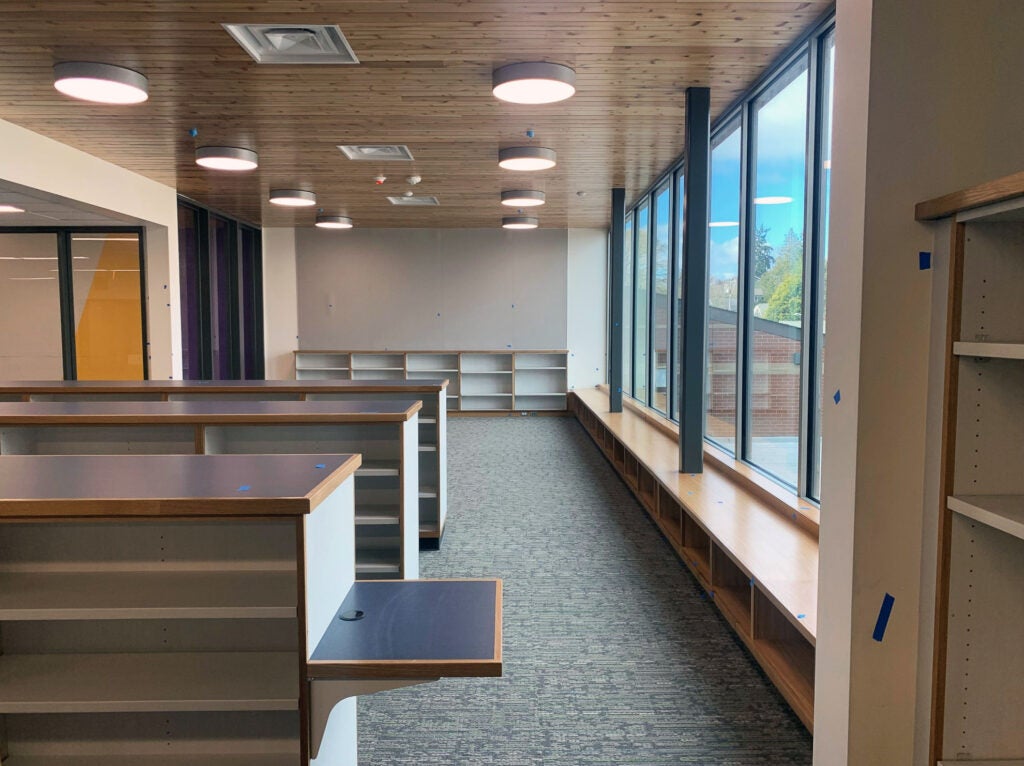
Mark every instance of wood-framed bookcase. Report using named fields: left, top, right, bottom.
left=917, top=171, right=1024, bottom=766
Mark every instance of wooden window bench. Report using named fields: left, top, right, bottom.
left=570, top=387, right=818, bottom=730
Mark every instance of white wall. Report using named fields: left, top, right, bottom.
left=0, top=119, right=181, bottom=379
left=295, top=228, right=572, bottom=352
left=567, top=228, right=607, bottom=389
left=0, top=233, right=66, bottom=378
left=262, top=228, right=299, bottom=380
left=819, top=2, right=1024, bottom=764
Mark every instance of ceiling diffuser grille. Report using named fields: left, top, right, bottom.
left=387, top=196, right=439, bottom=206
left=338, top=145, right=415, bottom=161
left=223, top=24, right=359, bottom=65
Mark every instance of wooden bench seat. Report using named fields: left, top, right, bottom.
left=571, top=387, right=818, bottom=730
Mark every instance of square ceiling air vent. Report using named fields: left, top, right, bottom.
left=223, top=24, right=359, bottom=64
left=387, top=196, right=439, bottom=206
left=339, top=145, right=415, bottom=161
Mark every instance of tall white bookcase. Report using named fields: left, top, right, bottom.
left=918, top=174, right=1024, bottom=765
left=294, top=350, right=569, bottom=413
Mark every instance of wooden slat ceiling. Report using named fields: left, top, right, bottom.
left=0, top=1, right=831, bottom=229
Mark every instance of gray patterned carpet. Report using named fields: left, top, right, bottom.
left=358, top=416, right=812, bottom=765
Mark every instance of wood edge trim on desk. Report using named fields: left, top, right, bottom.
left=305, top=454, right=362, bottom=511
left=0, top=407, right=423, bottom=425
left=0, top=382, right=449, bottom=394
left=0, top=500, right=314, bottom=518
left=591, top=386, right=820, bottom=537
left=306, top=659, right=502, bottom=680
left=914, top=169, right=1024, bottom=220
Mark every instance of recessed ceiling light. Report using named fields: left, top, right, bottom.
left=498, top=147, right=556, bottom=171
left=709, top=221, right=739, bottom=228
left=502, top=216, right=538, bottom=230
left=492, top=62, right=576, bottom=104
left=501, top=190, right=546, bottom=207
left=195, top=146, right=259, bottom=171
left=315, top=215, right=353, bottom=229
left=53, top=62, right=149, bottom=104
left=753, top=196, right=794, bottom=205
left=269, top=189, right=317, bottom=207
left=0, top=205, right=25, bottom=213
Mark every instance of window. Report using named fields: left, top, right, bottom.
left=651, top=183, right=672, bottom=414
left=672, top=171, right=684, bottom=421
left=810, top=30, right=835, bottom=501
left=706, top=122, right=743, bottom=453
left=622, top=213, right=634, bottom=396
left=0, top=229, right=146, bottom=380
left=633, top=202, right=650, bottom=401
left=177, top=199, right=264, bottom=381
left=745, top=58, right=809, bottom=488
left=612, top=14, right=834, bottom=504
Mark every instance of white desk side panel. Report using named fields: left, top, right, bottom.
left=402, top=415, right=419, bottom=579
left=436, top=391, right=448, bottom=533
left=305, top=476, right=357, bottom=766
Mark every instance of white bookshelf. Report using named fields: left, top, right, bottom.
left=293, top=349, right=569, bottom=414
left=0, top=407, right=420, bottom=581
left=922, top=181, right=1024, bottom=762
left=0, top=454, right=357, bottom=764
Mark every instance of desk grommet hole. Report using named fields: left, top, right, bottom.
left=340, top=609, right=365, bottom=621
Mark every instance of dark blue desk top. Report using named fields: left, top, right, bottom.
left=308, top=580, right=502, bottom=679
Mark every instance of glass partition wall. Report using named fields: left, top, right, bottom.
left=613, top=13, right=834, bottom=503
left=0, top=229, right=146, bottom=380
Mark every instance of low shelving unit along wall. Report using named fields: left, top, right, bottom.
left=294, top=350, right=569, bottom=413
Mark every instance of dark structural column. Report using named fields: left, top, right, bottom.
left=608, top=187, right=625, bottom=412
left=679, top=87, right=710, bottom=472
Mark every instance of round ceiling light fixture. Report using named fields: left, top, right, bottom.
left=500, top=189, right=546, bottom=207
left=315, top=215, right=354, bottom=229
left=53, top=62, right=149, bottom=104
left=498, top=146, right=556, bottom=171
left=269, top=189, right=317, bottom=207
left=753, top=195, right=794, bottom=205
left=502, top=216, right=539, bottom=230
left=492, top=62, right=576, bottom=104
left=195, top=146, right=259, bottom=171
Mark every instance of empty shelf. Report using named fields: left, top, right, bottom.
left=355, top=551, right=401, bottom=576
left=420, top=417, right=437, bottom=424
left=0, top=571, right=295, bottom=620
left=953, top=341, right=1024, bottom=359
left=0, top=652, right=297, bottom=713
left=462, top=371, right=513, bottom=375
left=515, top=366, right=567, bottom=371
left=418, top=488, right=438, bottom=499
left=948, top=494, right=1024, bottom=540
left=419, top=522, right=440, bottom=535
left=418, top=444, right=437, bottom=452
left=296, top=367, right=350, bottom=371
left=355, top=512, right=400, bottom=526
left=4, top=755, right=298, bottom=766
left=462, top=393, right=513, bottom=398
left=356, top=461, right=401, bottom=477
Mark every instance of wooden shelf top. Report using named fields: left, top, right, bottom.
left=0, top=651, right=297, bottom=713
left=0, top=399, right=421, bottom=424
left=0, top=453, right=360, bottom=518
left=915, top=169, right=1024, bottom=220
left=0, top=379, right=448, bottom=394
left=575, top=388, right=818, bottom=642
left=948, top=494, right=1024, bottom=541
left=296, top=349, right=568, bottom=355
left=308, top=579, right=502, bottom=680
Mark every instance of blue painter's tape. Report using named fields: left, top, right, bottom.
left=749, top=579, right=755, bottom=587
left=833, top=389, right=841, bottom=405
left=315, top=463, right=326, bottom=469
left=237, top=485, right=251, bottom=492
left=797, top=613, right=806, bottom=619
left=873, top=593, right=895, bottom=642
left=919, top=251, right=931, bottom=270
